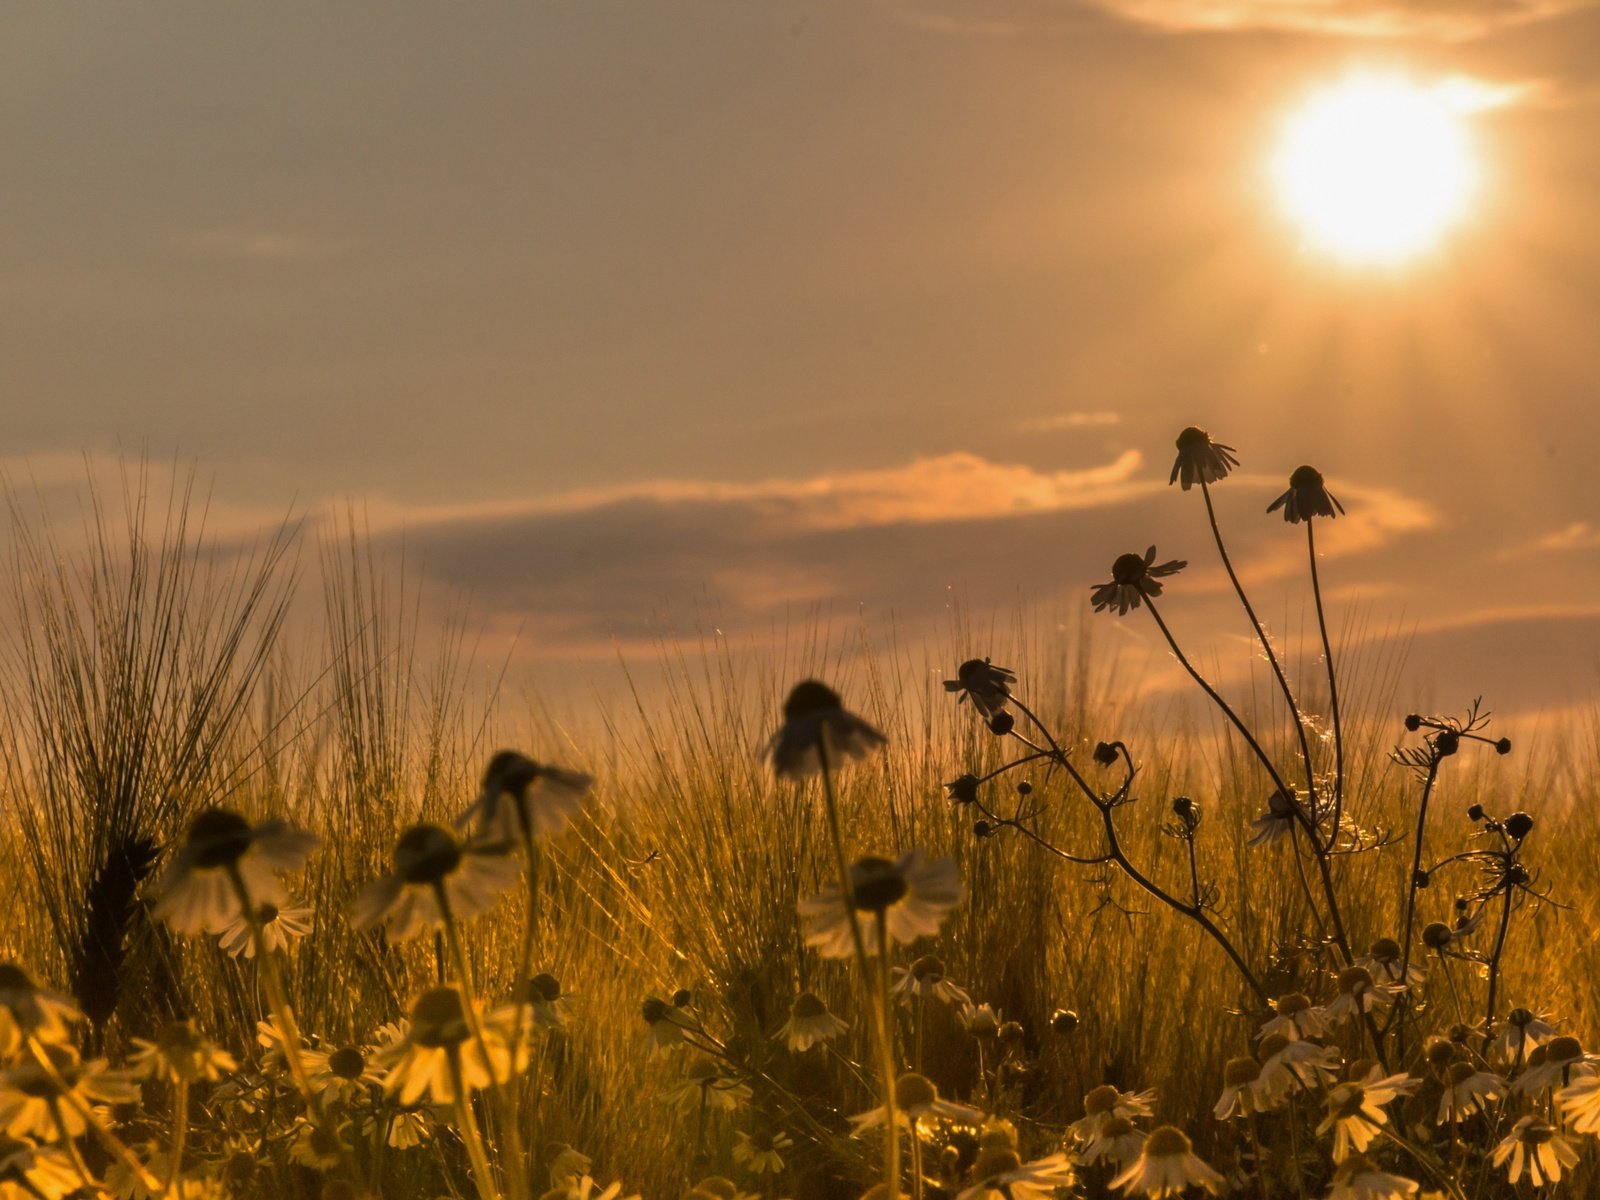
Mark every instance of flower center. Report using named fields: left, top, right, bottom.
left=187, top=809, right=255, bottom=868
left=394, top=825, right=463, bottom=884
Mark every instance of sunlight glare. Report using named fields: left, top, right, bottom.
left=1272, top=74, right=1481, bottom=264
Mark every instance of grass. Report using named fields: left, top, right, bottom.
left=0, top=466, right=1597, bottom=1200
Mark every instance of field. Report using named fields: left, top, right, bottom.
left=1, top=480, right=1598, bottom=1200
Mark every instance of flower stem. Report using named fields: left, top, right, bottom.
left=874, top=910, right=901, bottom=1199
left=450, top=1052, right=502, bottom=1200
left=166, top=1077, right=190, bottom=1196
left=1200, top=478, right=1319, bottom=806
left=1306, top=519, right=1345, bottom=839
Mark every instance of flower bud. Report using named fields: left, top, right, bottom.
left=988, top=713, right=1015, bottom=736
left=1504, top=811, right=1534, bottom=841
left=1435, top=730, right=1459, bottom=757
left=1092, top=742, right=1118, bottom=767
left=1050, top=1008, right=1079, bottom=1035
left=1495, top=737, right=1512, bottom=755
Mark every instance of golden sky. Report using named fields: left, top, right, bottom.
left=4, top=2, right=1599, bottom=718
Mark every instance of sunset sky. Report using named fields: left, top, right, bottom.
left=5, top=2, right=1600, bottom=722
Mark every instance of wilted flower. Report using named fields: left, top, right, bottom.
left=128, top=1020, right=236, bottom=1084
left=218, top=900, right=313, bottom=959
left=457, top=750, right=592, bottom=843
left=1435, top=1061, right=1502, bottom=1124
left=153, top=809, right=319, bottom=936
left=1491, top=1116, right=1578, bottom=1186
left=766, top=680, right=886, bottom=780
left=1267, top=465, right=1344, bottom=524
left=891, top=955, right=973, bottom=1008
left=798, top=850, right=964, bottom=958
left=1169, top=427, right=1238, bottom=491
left=1316, top=1069, right=1415, bottom=1161
left=944, top=659, right=1017, bottom=720
left=1247, top=789, right=1301, bottom=848
left=377, top=987, right=512, bottom=1105
left=957, top=1148, right=1075, bottom=1200
left=732, top=1129, right=792, bottom=1175
left=850, top=1072, right=983, bottom=1132
left=0, top=965, right=81, bottom=1055
left=776, top=991, right=848, bottom=1052
left=1110, top=1126, right=1222, bottom=1198
left=1323, top=1155, right=1418, bottom=1200
left=352, top=823, right=522, bottom=940
left=1090, top=548, right=1186, bottom=616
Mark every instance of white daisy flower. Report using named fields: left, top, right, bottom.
left=1491, top=1115, right=1579, bottom=1186
left=640, top=996, right=698, bottom=1054
left=1247, top=790, right=1301, bottom=848
left=1318, top=967, right=1400, bottom=1028
left=1511, top=1034, right=1594, bottom=1096
left=1315, top=1069, right=1415, bottom=1161
left=1256, top=993, right=1329, bottom=1042
left=1323, top=1155, right=1417, bottom=1200
left=664, top=1059, right=751, bottom=1113
left=957, top=1148, right=1075, bottom=1199
left=217, top=900, right=313, bottom=958
left=798, top=850, right=964, bottom=958
left=1557, top=1071, right=1600, bottom=1133
left=153, top=809, right=319, bottom=936
left=377, top=987, right=513, bottom=1106
left=1213, top=1057, right=1267, bottom=1120
left=1435, top=1062, right=1502, bottom=1124
left=1110, top=1126, right=1223, bottom=1198
left=456, top=750, right=592, bottom=843
left=1071, top=1084, right=1157, bottom=1145
left=1354, top=939, right=1424, bottom=989
left=775, top=991, right=848, bottom=1053
left=1090, top=547, right=1186, bottom=617
left=891, top=955, right=973, bottom=1008
left=943, top=659, right=1017, bottom=720
left=128, top=1019, right=237, bottom=1084
left=352, top=823, right=522, bottom=941
left=1267, top=465, right=1344, bottom=524
left=850, top=1072, right=983, bottom=1133
left=1078, top=1114, right=1147, bottom=1169
left=1491, top=1007, right=1556, bottom=1067
left=1169, top=427, right=1239, bottom=491
left=1255, top=1034, right=1340, bottom=1108
left=0, top=1045, right=138, bottom=1140
left=732, top=1129, right=792, bottom=1175
left=0, top=964, right=82, bottom=1055
left=766, top=680, right=886, bottom=780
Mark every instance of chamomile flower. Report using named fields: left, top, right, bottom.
left=1557, top=1071, right=1600, bottom=1132
left=497, top=973, right=574, bottom=1040
left=850, top=1072, right=983, bottom=1133
left=457, top=750, right=592, bottom=843
left=546, top=1144, right=594, bottom=1188
left=1090, top=548, right=1186, bottom=617
left=127, top=1020, right=236, bottom=1084
left=0, top=966, right=80, bottom=1055
left=0, top=1136, right=80, bottom=1200
left=1316, top=1070, right=1415, bottom=1161
left=766, top=680, right=887, bottom=780
left=798, top=850, right=964, bottom=958
left=1435, top=1061, right=1502, bottom=1124
left=891, top=956, right=973, bottom=1008
left=1511, top=1035, right=1593, bottom=1096
left=1247, top=790, right=1301, bottom=848
left=217, top=901, right=313, bottom=958
left=288, top=1114, right=352, bottom=1170
left=665, top=1059, right=751, bottom=1113
left=957, top=1148, right=1076, bottom=1199
left=944, top=659, right=1017, bottom=721
left=1319, top=968, right=1400, bottom=1028
left=1257, top=993, right=1329, bottom=1042
left=542, top=1177, right=641, bottom=1200
left=959, top=1003, right=1001, bottom=1040
left=1110, top=1126, right=1223, bottom=1198
left=1491, top=1116, right=1579, bottom=1186
left=775, top=992, right=847, bottom=1053
left=0, top=1045, right=137, bottom=1139
left=641, top=996, right=697, bottom=1053
left=352, top=823, right=522, bottom=941
left=1071, top=1084, right=1157, bottom=1145
left=361, top=1105, right=432, bottom=1150
left=153, top=809, right=319, bottom=936
left=302, top=1043, right=384, bottom=1106
left=1255, top=1034, right=1340, bottom=1108
left=1267, top=465, right=1344, bottom=523
left=1213, top=1057, right=1268, bottom=1120
left=1491, top=1007, right=1556, bottom=1067
left=1323, top=1155, right=1417, bottom=1200
left=378, top=987, right=512, bottom=1106
left=1078, top=1115, right=1147, bottom=1169
left=732, top=1129, right=792, bottom=1174
left=1354, top=939, right=1424, bottom=989
left=1169, top=427, right=1239, bottom=491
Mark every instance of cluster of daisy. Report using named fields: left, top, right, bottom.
left=0, top=750, right=657, bottom=1200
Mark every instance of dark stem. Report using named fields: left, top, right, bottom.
left=1306, top=519, right=1346, bottom=841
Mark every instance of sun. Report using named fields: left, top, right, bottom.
left=1271, top=73, right=1481, bottom=264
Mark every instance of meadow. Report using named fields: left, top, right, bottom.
left=1, top=445, right=1598, bottom=1200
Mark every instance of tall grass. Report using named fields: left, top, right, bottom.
left=0, top=473, right=1595, bottom=1199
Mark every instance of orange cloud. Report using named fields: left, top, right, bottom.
left=1077, top=0, right=1594, bottom=39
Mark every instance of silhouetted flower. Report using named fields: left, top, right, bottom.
left=1091, top=548, right=1187, bottom=616
left=799, top=851, right=964, bottom=957
left=767, top=680, right=886, bottom=780
left=1169, top=427, right=1238, bottom=491
left=457, top=750, right=592, bottom=843
left=1267, top=465, right=1344, bottom=523
left=1247, top=789, right=1300, bottom=847
left=944, top=659, right=1017, bottom=720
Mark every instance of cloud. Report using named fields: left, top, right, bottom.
left=1511, top=521, right=1600, bottom=555
left=1074, top=0, right=1596, bottom=39
left=1012, top=411, right=1123, bottom=434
